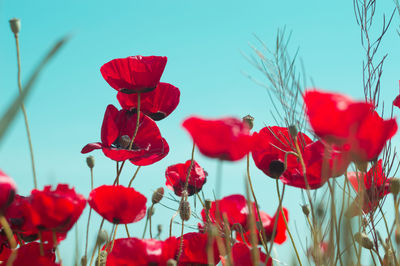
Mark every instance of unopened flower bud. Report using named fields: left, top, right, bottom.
left=179, top=200, right=191, bottom=221
left=86, top=156, right=95, bottom=169
left=9, top=18, right=21, bottom=35
left=157, top=224, right=162, bottom=234
left=302, top=205, right=310, bottom=217
left=316, top=203, right=324, bottom=218
left=288, top=125, right=298, bottom=139
left=167, top=259, right=177, bottom=266
left=269, top=160, right=285, bottom=179
left=81, top=255, right=87, bottom=266
left=205, top=199, right=212, bottom=211
left=390, top=178, right=400, bottom=195
left=354, top=232, right=373, bottom=249
left=152, top=187, right=164, bottom=204
left=242, top=115, right=254, bottom=130
left=96, top=230, right=108, bottom=245
left=95, top=250, right=107, bottom=266
left=119, top=135, right=131, bottom=149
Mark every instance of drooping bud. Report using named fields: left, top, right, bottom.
left=86, top=156, right=95, bottom=169
left=179, top=200, right=191, bottom=221
left=9, top=18, right=21, bottom=35
left=302, top=205, right=310, bottom=217
left=119, top=135, right=131, bottom=149
left=81, top=255, right=87, bottom=266
left=288, top=125, right=298, bottom=139
left=95, top=250, right=107, bottom=266
left=152, top=187, right=164, bottom=204
left=354, top=232, right=373, bottom=249
left=242, top=115, right=254, bottom=130
left=96, top=229, right=108, bottom=245
left=269, top=160, right=285, bottom=179
left=167, top=259, right=177, bottom=266
left=390, top=178, right=400, bottom=195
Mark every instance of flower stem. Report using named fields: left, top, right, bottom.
left=128, top=92, right=141, bottom=150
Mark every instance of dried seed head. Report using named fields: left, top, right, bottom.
left=148, top=206, right=155, bottom=216
left=302, top=205, right=310, bottom=217
left=166, top=259, right=177, bottom=266
left=354, top=232, right=373, bottom=249
left=95, top=250, right=107, bottom=266
left=119, top=135, right=131, bottom=149
left=242, top=115, right=254, bottom=130
left=269, top=160, right=285, bottom=179
left=390, top=178, right=400, bottom=195
left=86, top=156, right=95, bottom=169
left=96, top=229, right=108, bottom=245
left=81, top=255, right=87, bottom=266
left=9, top=18, right=21, bottom=35
left=157, top=224, right=162, bottom=234
left=152, top=187, right=164, bottom=204
left=288, top=125, right=298, bottom=139
left=179, top=200, right=191, bottom=221
left=205, top=199, right=212, bottom=211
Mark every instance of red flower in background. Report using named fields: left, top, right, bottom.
left=5, top=242, right=58, bottom=266
left=81, top=104, right=169, bottom=165
left=117, top=82, right=180, bottom=121
left=304, top=90, right=397, bottom=162
left=165, top=160, right=207, bottom=196
left=106, top=237, right=178, bottom=266
left=5, top=195, right=37, bottom=236
left=0, top=170, right=16, bottom=214
left=178, top=232, right=220, bottom=265
left=347, top=159, right=390, bottom=217
left=88, top=185, right=147, bottom=224
left=237, top=208, right=289, bottom=245
left=100, top=56, right=167, bottom=93
left=201, top=194, right=251, bottom=229
left=221, top=242, right=272, bottom=266
left=29, top=184, right=86, bottom=232
left=182, top=117, right=252, bottom=161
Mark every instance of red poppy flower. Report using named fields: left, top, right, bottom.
left=117, top=82, right=180, bottom=121
left=347, top=159, right=390, bottom=217
left=5, top=195, right=37, bottom=236
left=182, top=117, right=252, bottom=161
left=106, top=237, right=178, bottom=265
left=5, top=242, right=57, bottom=266
left=201, top=194, right=251, bottom=229
left=304, top=89, right=397, bottom=162
left=165, top=160, right=207, bottom=196
left=81, top=104, right=169, bottom=165
left=0, top=170, right=16, bottom=214
left=220, top=242, right=272, bottom=266
left=29, top=184, right=86, bottom=232
left=178, top=232, right=220, bottom=265
left=100, top=55, right=167, bottom=93
left=237, top=208, right=289, bottom=245
left=252, top=126, right=350, bottom=189
left=88, top=185, right=147, bottom=224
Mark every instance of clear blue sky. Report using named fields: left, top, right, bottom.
left=0, top=0, right=399, bottom=265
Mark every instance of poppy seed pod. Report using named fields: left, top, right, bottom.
left=152, top=187, right=164, bottom=204
left=97, top=230, right=108, bottom=245
left=95, top=250, right=107, bottom=266
left=354, top=232, right=373, bottom=249
left=269, top=160, right=285, bottom=179
left=81, top=255, right=87, bottom=266
left=179, top=200, right=191, bottom=221
left=86, top=156, right=95, bottom=169
left=302, top=205, right=310, bottom=217
left=288, top=125, right=298, bottom=140
left=242, top=115, right=254, bottom=130
left=119, top=135, right=131, bottom=149
left=9, top=18, right=21, bottom=35
left=167, top=259, right=177, bottom=266
left=390, top=178, right=400, bottom=195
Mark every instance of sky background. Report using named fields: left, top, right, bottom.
left=0, top=0, right=400, bottom=265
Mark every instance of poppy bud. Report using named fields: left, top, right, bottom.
left=302, top=205, right=310, bottom=217
left=9, top=18, right=21, bottom=35
left=95, top=250, right=107, bottom=266
left=167, top=259, right=177, bottom=266
left=86, top=156, right=95, bottom=169
left=354, top=232, right=373, bottom=249
left=157, top=224, right=162, bottom=234
left=96, top=230, right=108, bottom=245
left=119, top=135, right=131, bottom=149
left=205, top=199, right=212, bottom=211
left=390, top=178, right=400, bottom=195
left=269, top=160, right=285, bottom=179
left=179, top=200, right=191, bottom=221
left=242, top=115, right=254, bottom=130
left=288, top=125, right=298, bottom=139
left=152, top=187, right=164, bottom=204
left=316, top=203, right=325, bottom=218
left=81, top=255, right=87, bottom=266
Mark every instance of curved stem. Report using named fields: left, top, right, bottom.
left=128, top=166, right=141, bottom=187
left=128, top=92, right=141, bottom=150
left=149, top=204, right=154, bottom=238
left=184, top=141, right=196, bottom=190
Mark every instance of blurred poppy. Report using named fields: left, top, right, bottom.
left=347, top=159, right=390, bottom=216
left=165, top=160, right=207, bottom=196
left=117, top=82, right=180, bottom=121
left=106, top=237, right=178, bottom=265
left=220, top=242, right=272, bottom=266
left=0, top=170, right=16, bottom=214
left=178, top=232, right=220, bottom=265
left=88, top=185, right=147, bottom=224
left=182, top=117, right=252, bottom=161
left=100, top=55, right=167, bottom=93
left=5, top=242, right=57, bottom=266
left=5, top=195, right=37, bottom=236
left=81, top=104, right=169, bottom=165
